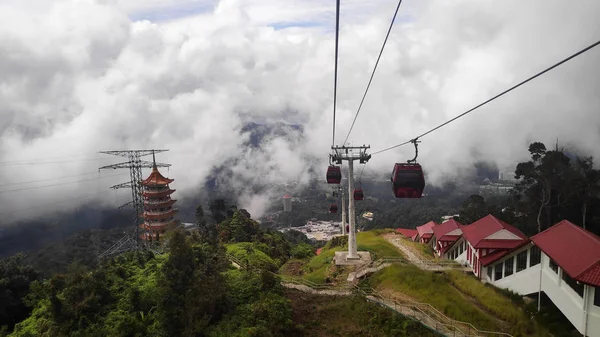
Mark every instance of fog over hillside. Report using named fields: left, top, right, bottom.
left=1, top=0, right=599, bottom=224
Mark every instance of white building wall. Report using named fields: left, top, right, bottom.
left=489, top=249, right=600, bottom=336
left=488, top=245, right=542, bottom=295
left=585, top=287, right=600, bottom=337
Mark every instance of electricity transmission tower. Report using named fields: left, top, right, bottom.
left=97, top=149, right=170, bottom=259
left=331, top=145, right=370, bottom=260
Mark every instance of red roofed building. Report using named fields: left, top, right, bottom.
left=532, top=220, right=600, bottom=287
left=462, top=215, right=529, bottom=279
left=415, top=221, right=438, bottom=244
left=430, top=219, right=464, bottom=259
left=396, top=228, right=418, bottom=239
left=139, top=154, right=177, bottom=242
left=483, top=220, right=600, bottom=336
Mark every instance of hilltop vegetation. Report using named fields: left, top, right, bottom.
left=1, top=209, right=431, bottom=337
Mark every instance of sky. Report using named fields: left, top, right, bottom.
left=1, top=0, right=599, bottom=222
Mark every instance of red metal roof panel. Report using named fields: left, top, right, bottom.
left=576, top=262, right=600, bottom=287
left=532, top=220, right=600, bottom=286
left=432, top=219, right=463, bottom=239
left=397, top=228, right=418, bottom=238
left=417, top=221, right=438, bottom=237
left=475, top=239, right=529, bottom=249
left=462, top=214, right=527, bottom=246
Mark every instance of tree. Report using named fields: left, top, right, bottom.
left=209, top=199, right=229, bottom=224
left=459, top=195, right=487, bottom=224
left=572, top=157, right=600, bottom=229
left=196, top=204, right=218, bottom=245
left=0, top=253, right=40, bottom=332
left=513, top=142, right=573, bottom=233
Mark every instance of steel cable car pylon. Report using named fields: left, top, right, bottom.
left=391, top=139, right=425, bottom=198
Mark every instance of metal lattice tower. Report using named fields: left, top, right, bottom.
left=331, top=145, right=370, bottom=259
left=97, top=149, right=170, bottom=259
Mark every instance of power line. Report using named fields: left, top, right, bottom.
left=343, top=0, right=404, bottom=146
left=0, top=158, right=113, bottom=166
left=0, top=189, right=113, bottom=218
left=332, top=0, right=341, bottom=147
left=0, top=153, right=99, bottom=164
left=372, top=38, right=600, bottom=156
left=0, top=173, right=125, bottom=194
left=0, top=171, right=108, bottom=187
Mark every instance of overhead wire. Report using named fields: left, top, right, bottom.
left=343, top=0, right=404, bottom=146
left=0, top=172, right=126, bottom=194
left=332, top=0, right=341, bottom=147
left=0, top=171, right=111, bottom=187
left=0, top=153, right=104, bottom=164
left=371, top=38, right=600, bottom=156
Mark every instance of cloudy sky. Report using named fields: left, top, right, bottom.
left=1, top=0, right=599, bottom=221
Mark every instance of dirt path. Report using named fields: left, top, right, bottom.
left=383, top=233, right=471, bottom=272
left=383, top=233, right=427, bottom=264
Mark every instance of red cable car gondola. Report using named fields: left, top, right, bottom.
left=391, top=139, right=425, bottom=198
left=329, top=204, right=338, bottom=213
left=391, top=163, right=425, bottom=198
left=326, top=165, right=341, bottom=184
left=353, top=188, right=364, bottom=201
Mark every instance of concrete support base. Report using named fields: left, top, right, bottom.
left=334, top=251, right=372, bottom=266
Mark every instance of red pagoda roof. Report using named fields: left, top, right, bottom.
left=531, top=220, right=600, bottom=287
left=142, top=166, right=174, bottom=186
left=144, top=199, right=177, bottom=209
left=142, top=189, right=176, bottom=198
left=143, top=209, right=177, bottom=220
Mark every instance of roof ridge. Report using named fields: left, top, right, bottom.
left=564, top=220, right=600, bottom=244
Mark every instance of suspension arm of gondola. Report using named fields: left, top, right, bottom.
left=407, top=138, right=420, bottom=164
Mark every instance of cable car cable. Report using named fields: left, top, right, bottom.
left=371, top=38, right=600, bottom=156
left=343, top=0, right=404, bottom=146
left=332, top=0, right=341, bottom=147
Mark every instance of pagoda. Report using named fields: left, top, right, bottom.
left=139, top=153, right=177, bottom=242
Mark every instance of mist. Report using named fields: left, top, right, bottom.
left=1, top=0, right=600, bottom=222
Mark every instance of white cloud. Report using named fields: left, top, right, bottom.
left=1, top=0, right=600, bottom=221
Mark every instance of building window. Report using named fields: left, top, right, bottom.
left=487, top=266, right=492, bottom=280
left=562, top=272, right=584, bottom=297
left=530, top=246, right=541, bottom=267
left=595, top=287, right=600, bottom=307
left=516, top=251, right=527, bottom=272
left=549, top=259, right=559, bottom=274
left=505, top=257, right=514, bottom=277
left=495, top=263, right=503, bottom=280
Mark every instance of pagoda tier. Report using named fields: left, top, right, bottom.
left=144, top=199, right=177, bottom=210
left=142, top=189, right=176, bottom=198
left=143, top=208, right=178, bottom=221
left=139, top=220, right=175, bottom=231
left=142, top=166, right=174, bottom=186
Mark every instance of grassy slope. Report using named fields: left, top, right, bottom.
left=285, top=289, right=438, bottom=337
left=367, top=264, right=551, bottom=336
left=356, top=230, right=406, bottom=259
left=226, top=242, right=278, bottom=271
left=280, top=230, right=406, bottom=284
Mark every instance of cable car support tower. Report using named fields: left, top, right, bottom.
left=97, top=149, right=171, bottom=259
left=331, top=145, right=370, bottom=260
